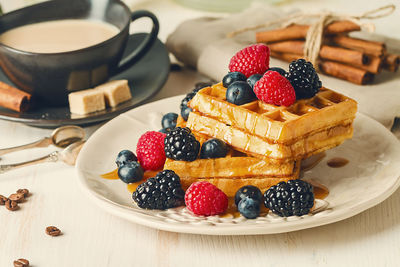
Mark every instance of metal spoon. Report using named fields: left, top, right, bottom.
left=0, top=140, right=85, bottom=174
left=0, top=125, right=85, bottom=156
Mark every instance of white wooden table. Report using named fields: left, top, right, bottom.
left=1, top=0, right=400, bottom=266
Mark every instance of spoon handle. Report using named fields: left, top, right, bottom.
left=0, top=137, right=52, bottom=156
left=0, top=151, right=59, bottom=174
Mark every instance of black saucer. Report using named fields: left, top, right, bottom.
left=0, top=33, right=170, bottom=128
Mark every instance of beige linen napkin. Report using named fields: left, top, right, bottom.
left=166, top=5, right=400, bottom=128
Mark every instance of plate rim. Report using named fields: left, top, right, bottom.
left=75, top=95, right=400, bottom=235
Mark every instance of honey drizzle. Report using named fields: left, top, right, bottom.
left=327, top=157, right=349, bottom=168
left=100, top=168, right=119, bottom=180
left=307, top=180, right=329, bottom=200
left=100, top=169, right=160, bottom=191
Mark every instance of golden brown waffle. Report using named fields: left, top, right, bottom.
left=176, top=115, right=186, bottom=128
left=165, top=155, right=296, bottom=179
left=187, top=111, right=353, bottom=161
left=164, top=156, right=300, bottom=197
left=163, top=128, right=300, bottom=197
left=186, top=83, right=356, bottom=161
left=189, top=83, right=357, bottom=145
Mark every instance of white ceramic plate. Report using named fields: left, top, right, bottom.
left=76, top=95, right=400, bottom=235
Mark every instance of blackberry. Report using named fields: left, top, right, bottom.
left=263, top=179, right=314, bottom=217
left=180, top=83, right=212, bottom=121
left=284, top=59, right=322, bottom=99
left=164, top=127, right=200, bottom=161
left=132, top=170, right=185, bottom=210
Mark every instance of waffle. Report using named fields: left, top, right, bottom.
left=188, top=83, right=357, bottom=145
left=165, top=154, right=300, bottom=197
left=164, top=128, right=300, bottom=197
left=187, top=111, right=353, bottom=161
left=187, top=83, right=357, bottom=161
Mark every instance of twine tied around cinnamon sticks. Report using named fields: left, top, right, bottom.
left=227, top=4, right=395, bottom=70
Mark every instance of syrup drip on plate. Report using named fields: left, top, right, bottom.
left=327, top=157, right=349, bottom=168
left=306, top=179, right=329, bottom=200
left=100, top=168, right=119, bottom=180
left=100, top=169, right=158, bottom=191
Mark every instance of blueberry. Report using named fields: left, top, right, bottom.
left=267, top=67, right=286, bottom=76
left=238, top=197, right=260, bottom=219
left=162, top=112, right=178, bottom=129
left=180, top=106, right=192, bottom=121
left=200, top=138, right=228, bottom=159
left=247, top=74, right=262, bottom=89
left=222, top=72, right=247, bottom=88
left=226, top=81, right=256, bottom=105
left=118, top=161, right=144, bottom=183
left=116, top=150, right=137, bottom=167
left=234, top=185, right=262, bottom=206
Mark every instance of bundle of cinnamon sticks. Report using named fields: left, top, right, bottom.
left=256, top=20, right=399, bottom=85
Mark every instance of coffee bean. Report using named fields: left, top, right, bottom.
left=0, top=195, right=7, bottom=205
left=46, top=226, right=62, bottom=236
left=17, top=189, right=29, bottom=198
left=5, top=199, right=19, bottom=211
left=13, top=258, right=29, bottom=267
left=9, top=193, right=25, bottom=203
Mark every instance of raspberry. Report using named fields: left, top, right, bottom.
left=253, top=71, right=296, bottom=106
left=136, top=131, right=166, bottom=171
left=229, top=44, right=270, bottom=78
left=185, top=181, right=228, bottom=216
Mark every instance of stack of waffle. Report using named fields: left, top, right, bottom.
left=164, top=83, right=357, bottom=197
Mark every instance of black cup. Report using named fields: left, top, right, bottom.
left=0, top=0, right=159, bottom=106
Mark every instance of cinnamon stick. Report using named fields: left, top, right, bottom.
left=269, top=41, right=382, bottom=74
left=359, top=55, right=382, bottom=74
left=256, top=21, right=360, bottom=43
left=269, top=41, right=369, bottom=66
left=270, top=51, right=302, bottom=62
left=382, top=54, right=400, bottom=72
left=329, top=35, right=386, bottom=57
left=270, top=52, right=373, bottom=85
left=319, top=61, right=374, bottom=85
left=0, top=81, right=31, bottom=112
